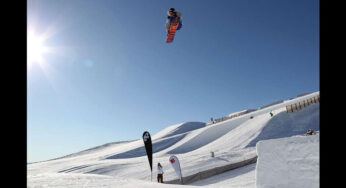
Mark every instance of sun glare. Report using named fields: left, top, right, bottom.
left=27, top=31, right=48, bottom=67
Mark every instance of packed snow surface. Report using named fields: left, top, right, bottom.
left=256, top=134, right=319, bottom=188
left=28, top=92, right=319, bottom=187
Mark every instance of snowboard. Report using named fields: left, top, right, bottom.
left=166, top=17, right=180, bottom=43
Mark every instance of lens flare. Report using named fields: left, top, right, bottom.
left=27, top=31, right=48, bottom=67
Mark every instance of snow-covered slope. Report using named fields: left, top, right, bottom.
left=27, top=91, right=319, bottom=187
left=256, top=134, right=319, bottom=188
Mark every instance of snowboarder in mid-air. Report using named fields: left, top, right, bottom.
left=166, top=8, right=183, bottom=43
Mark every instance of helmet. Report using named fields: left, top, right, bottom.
left=167, top=8, right=175, bottom=16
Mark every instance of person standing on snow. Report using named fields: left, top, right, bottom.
left=157, top=163, right=164, bottom=183
left=306, top=129, right=316, bottom=135
left=166, top=8, right=183, bottom=34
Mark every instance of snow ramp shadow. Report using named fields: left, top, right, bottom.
left=105, top=134, right=187, bottom=159
left=161, top=122, right=207, bottom=139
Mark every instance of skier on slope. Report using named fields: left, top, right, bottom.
left=166, top=8, right=183, bottom=35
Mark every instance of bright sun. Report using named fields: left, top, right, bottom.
left=27, top=31, right=48, bottom=67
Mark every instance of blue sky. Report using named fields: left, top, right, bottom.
left=27, top=0, right=319, bottom=162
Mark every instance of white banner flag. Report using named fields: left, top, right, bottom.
left=169, top=155, right=183, bottom=183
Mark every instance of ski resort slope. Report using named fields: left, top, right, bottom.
left=27, top=91, right=319, bottom=187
